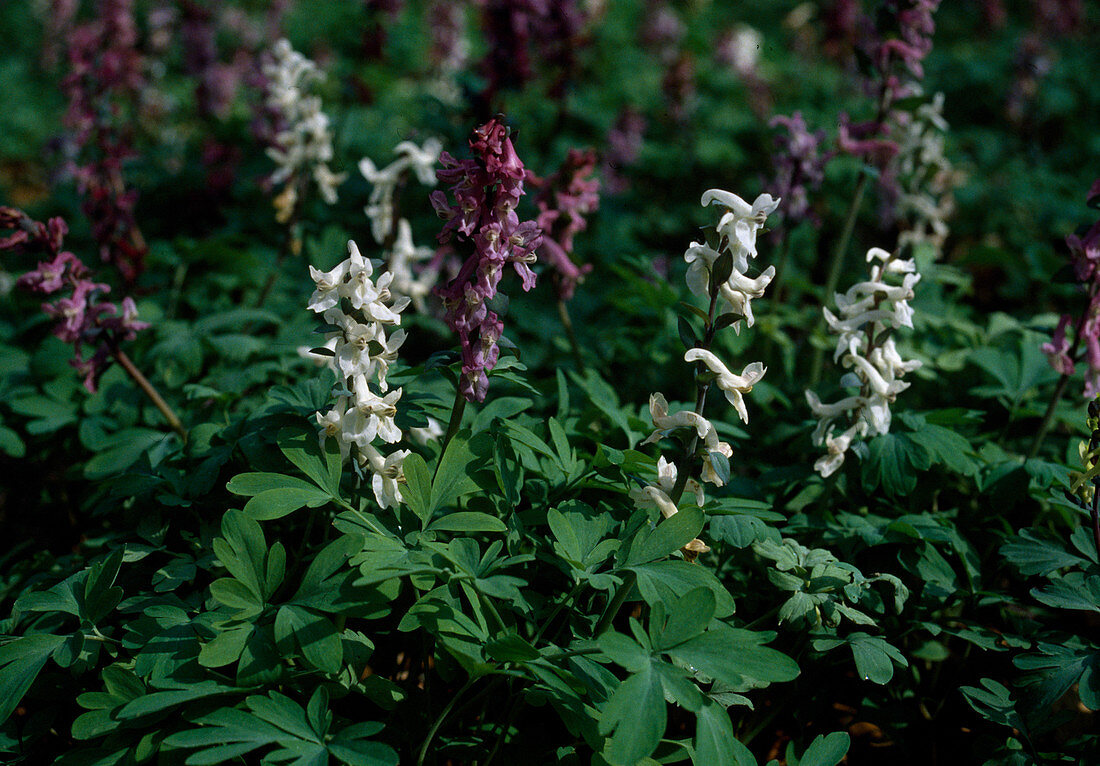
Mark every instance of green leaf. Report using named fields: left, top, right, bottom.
left=847, top=633, right=908, bottom=684
left=0, top=634, right=66, bottom=723
left=84, top=429, right=166, bottom=479
left=118, top=681, right=236, bottom=719
left=631, top=560, right=736, bottom=618
left=279, top=427, right=341, bottom=494
left=1001, top=529, right=1089, bottom=576
left=294, top=534, right=365, bottom=604
left=695, top=699, right=756, bottom=766
left=198, top=625, right=252, bottom=668
left=657, top=587, right=715, bottom=650
left=275, top=605, right=343, bottom=674
left=598, top=632, right=651, bottom=673
left=633, top=507, right=705, bottom=564
left=906, top=422, right=978, bottom=476
left=244, top=486, right=332, bottom=520
left=401, top=452, right=433, bottom=524
left=862, top=432, right=929, bottom=496
left=430, top=432, right=480, bottom=513
left=1015, top=643, right=1100, bottom=709
left=228, top=472, right=325, bottom=497
left=427, top=512, right=507, bottom=533
left=599, top=662, right=666, bottom=766
left=961, top=678, right=1029, bottom=734
left=485, top=630, right=540, bottom=662
left=672, top=624, right=798, bottom=687
left=84, top=549, right=124, bottom=624
left=798, top=732, right=850, bottom=766
left=1031, top=573, right=1100, bottom=613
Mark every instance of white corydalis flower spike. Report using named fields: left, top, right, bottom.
left=308, top=239, right=414, bottom=509
left=264, top=39, right=344, bottom=208
left=360, top=138, right=442, bottom=244
left=805, top=246, right=923, bottom=477
left=687, top=189, right=779, bottom=326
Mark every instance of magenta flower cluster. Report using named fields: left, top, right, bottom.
left=1041, top=180, right=1100, bottom=395
left=62, top=0, right=148, bottom=286
left=769, top=112, right=834, bottom=229
left=603, top=109, right=646, bottom=195
left=2, top=208, right=148, bottom=393
left=528, top=148, right=600, bottom=301
left=835, top=0, right=941, bottom=223
left=431, top=118, right=542, bottom=403
left=476, top=0, right=587, bottom=102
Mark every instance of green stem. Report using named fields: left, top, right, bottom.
left=533, top=581, right=586, bottom=644
left=592, top=570, right=637, bottom=637
left=256, top=175, right=304, bottom=309
left=112, top=348, right=187, bottom=443
left=1028, top=309, right=1088, bottom=460
left=557, top=299, right=585, bottom=372
left=1091, top=481, right=1100, bottom=567
left=417, top=676, right=478, bottom=766
left=436, top=384, right=467, bottom=479
left=809, top=172, right=869, bottom=386
left=669, top=289, right=721, bottom=505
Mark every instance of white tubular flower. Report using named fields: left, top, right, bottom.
left=409, top=417, right=444, bottom=446
left=894, top=93, right=959, bottom=256
left=264, top=39, right=344, bottom=208
left=805, top=247, right=923, bottom=477
left=389, top=218, right=438, bottom=312
left=701, top=189, right=780, bottom=265
left=629, top=456, right=704, bottom=511
left=686, top=189, right=779, bottom=327
left=359, top=443, right=409, bottom=510
left=309, top=237, right=413, bottom=515
left=308, top=261, right=350, bottom=312
left=699, top=437, right=733, bottom=487
left=360, top=138, right=442, bottom=244
left=316, top=398, right=351, bottom=461
left=642, top=392, right=711, bottom=445
left=683, top=349, right=766, bottom=424
left=344, top=379, right=402, bottom=447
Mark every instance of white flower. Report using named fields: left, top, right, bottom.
left=683, top=349, right=766, bottom=424
left=805, top=247, right=922, bottom=477
left=317, top=398, right=351, bottom=461
left=685, top=190, right=778, bottom=326
left=629, top=456, right=704, bottom=510
left=343, top=377, right=403, bottom=447
left=360, top=138, right=442, bottom=243
left=359, top=444, right=409, bottom=509
left=699, top=438, right=734, bottom=487
left=264, top=39, right=343, bottom=208
left=388, top=218, right=438, bottom=311
left=642, top=392, right=711, bottom=445
left=308, top=260, right=350, bottom=312
left=701, top=189, right=780, bottom=266
left=409, top=417, right=444, bottom=446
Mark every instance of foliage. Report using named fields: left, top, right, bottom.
left=1, top=1, right=1099, bottom=765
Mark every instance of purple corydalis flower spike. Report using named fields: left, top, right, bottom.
left=6, top=208, right=148, bottom=393
left=433, top=117, right=542, bottom=402
left=529, top=147, right=600, bottom=300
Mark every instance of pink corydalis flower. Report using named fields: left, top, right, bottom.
left=768, top=112, right=834, bottom=229
left=1042, top=315, right=1075, bottom=376
left=6, top=208, right=148, bottom=392
left=1042, top=180, right=1100, bottom=397
left=528, top=148, right=600, bottom=301
left=432, top=117, right=542, bottom=402
left=62, top=0, right=149, bottom=285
